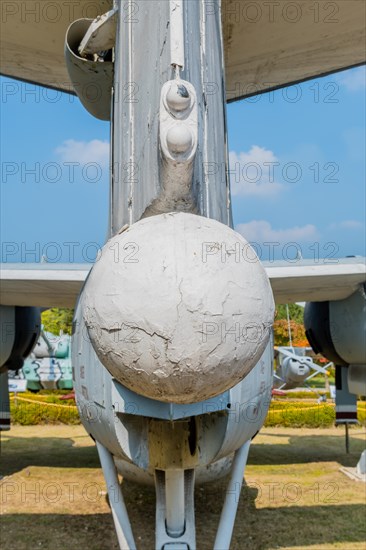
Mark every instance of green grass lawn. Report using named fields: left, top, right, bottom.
left=1, top=425, right=365, bottom=549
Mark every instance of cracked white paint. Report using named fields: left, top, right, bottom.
left=82, top=212, right=274, bottom=404
left=169, top=0, right=184, bottom=68
left=142, top=79, right=198, bottom=217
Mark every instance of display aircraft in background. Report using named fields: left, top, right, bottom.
left=1, top=1, right=366, bottom=548
left=273, top=346, right=332, bottom=391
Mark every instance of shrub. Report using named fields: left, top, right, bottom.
left=265, top=401, right=366, bottom=428
left=274, top=391, right=329, bottom=400
left=265, top=402, right=335, bottom=428
left=10, top=393, right=80, bottom=425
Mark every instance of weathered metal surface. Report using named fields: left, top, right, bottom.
left=143, top=79, right=198, bottom=216
left=214, top=440, right=251, bottom=550
left=0, top=264, right=89, bottom=307
left=110, top=0, right=230, bottom=233
left=265, top=260, right=366, bottom=304
left=155, top=469, right=196, bottom=550
left=214, top=338, right=273, bottom=460
left=1, top=1, right=365, bottom=98
left=329, top=286, right=366, bottom=366
left=1, top=0, right=113, bottom=91
left=222, top=0, right=366, bottom=101
left=65, top=17, right=113, bottom=120
left=82, top=213, right=274, bottom=404
left=111, top=379, right=230, bottom=420
left=113, top=454, right=233, bottom=485
left=148, top=420, right=199, bottom=469
left=96, top=441, right=136, bottom=550
left=72, top=285, right=273, bottom=472
left=169, top=0, right=185, bottom=69
left=78, top=7, right=117, bottom=56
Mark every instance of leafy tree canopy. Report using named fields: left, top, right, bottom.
left=273, top=319, right=308, bottom=347
left=275, top=303, right=304, bottom=324
left=273, top=303, right=308, bottom=347
left=42, top=308, right=74, bottom=335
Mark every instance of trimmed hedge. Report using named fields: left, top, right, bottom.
left=265, top=401, right=366, bottom=428
left=265, top=402, right=335, bottom=428
left=274, top=391, right=330, bottom=400
left=10, top=393, right=79, bottom=425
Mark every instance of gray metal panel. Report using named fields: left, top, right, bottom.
left=110, top=0, right=170, bottom=232
left=111, top=379, right=230, bottom=420
left=183, top=0, right=231, bottom=226
left=330, top=287, right=366, bottom=365
left=335, top=365, right=358, bottom=424
left=0, top=306, right=15, bottom=366
left=0, top=264, right=91, bottom=307
left=265, top=259, right=366, bottom=304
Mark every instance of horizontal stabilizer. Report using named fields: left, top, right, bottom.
left=1, top=258, right=365, bottom=307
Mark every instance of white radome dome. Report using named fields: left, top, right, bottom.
left=82, top=212, right=274, bottom=403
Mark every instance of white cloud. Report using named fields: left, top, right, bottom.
left=343, top=127, right=365, bottom=161
left=329, top=220, right=365, bottom=230
left=236, top=220, right=318, bottom=243
left=337, top=66, right=366, bottom=92
left=340, top=220, right=364, bottom=230
left=55, top=139, right=110, bottom=167
left=229, top=146, right=284, bottom=197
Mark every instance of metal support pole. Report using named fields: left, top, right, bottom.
left=345, top=423, right=350, bottom=454
left=155, top=469, right=196, bottom=549
left=165, top=469, right=185, bottom=537
left=214, top=440, right=251, bottom=550
left=96, top=441, right=136, bottom=550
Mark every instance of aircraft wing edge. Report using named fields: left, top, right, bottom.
left=1, top=260, right=365, bottom=308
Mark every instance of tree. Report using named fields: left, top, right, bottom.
left=42, top=308, right=74, bottom=335
left=273, top=319, right=309, bottom=347
left=273, top=304, right=308, bottom=347
left=275, top=303, right=304, bottom=324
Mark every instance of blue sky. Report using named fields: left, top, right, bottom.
left=1, top=66, right=365, bottom=263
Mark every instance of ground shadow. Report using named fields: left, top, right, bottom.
left=0, top=435, right=99, bottom=476
left=2, top=427, right=365, bottom=548
left=1, top=495, right=365, bottom=549
left=249, top=431, right=365, bottom=468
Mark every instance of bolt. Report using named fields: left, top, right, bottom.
left=166, top=124, right=193, bottom=154
left=166, top=82, right=191, bottom=112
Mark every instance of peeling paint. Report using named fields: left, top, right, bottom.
left=82, top=212, right=274, bottom=404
